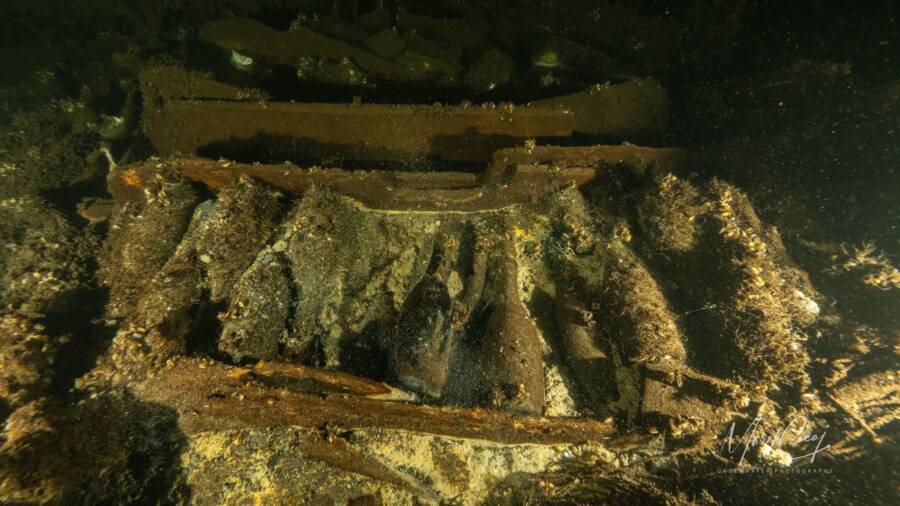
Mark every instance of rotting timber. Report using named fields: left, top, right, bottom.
left=110, top=69, right=694, bottom=441
left=104, top=141, right=708, bottom=446
left=97, top=54, right=821, bottom=503
left=127, top=65, right=685, bottom=209
left=133, top=358, right=623, bottom=445
left=108, top=144, right=690, bottom=211
left=139, top=65, right=669, bottom=165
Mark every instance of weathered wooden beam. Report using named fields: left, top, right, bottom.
left=108, top=158, right=594, bottom=211
left=143, top=99, right=575, bottom=164
left=532, top=79, right=670, bottom=135
left=140, top=58, right=669, bottom=163
left=485, top=144, right=691, bottom=184
left=110, top=143, right=690, bottom=210
left=200, top=17, right=414, bottom=79
left=249, top=361, right=394, bottom=397
left=288, top=431, right=436, bottom=497
left=133, top=360, right=622, bottom=445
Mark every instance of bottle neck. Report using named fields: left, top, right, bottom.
left=498, top=241, right=520, bottom=300
left=428, top=236, right=459, bottom=280
left=426, top=251, right=443, bottom=275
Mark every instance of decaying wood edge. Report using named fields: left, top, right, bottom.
left=485, top=144, right=692, bottom=183
left=287, top=431, right=440, bottom=498
left=143, top=98, right=575, bottom=163
left=108, top=144, right=690, bottom=211
left=132, top=359, right=624, bottom=446
left=108, top=158, right=596, bottom=211
left=249, top=360, right=395, bottom=397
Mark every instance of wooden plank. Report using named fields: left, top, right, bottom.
left=109, top=145, right=690, bottom=210
left=133, top=360, right=622, bottom=445
left=485, top=144, right=691, bottom=184
left=144, top=99, right=575, bottom=163
left=108, top=158, right=591, bottom=212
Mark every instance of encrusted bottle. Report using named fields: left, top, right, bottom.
left=555, top=262, right=617, bottom=414
left=391, top=240, right=455, bottom=398
left=484, top=240, right=545, bottom=415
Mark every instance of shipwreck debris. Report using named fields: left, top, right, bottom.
left=110, top=158, right=572, bottom=212
left=109, top=144, right=690, bottom=212
left=142, top=99, right=574, bottom=164
left=139, top=66, right=670, bottom=164
left=200, top=17, right=413, bottom=80
left=141, top=65, right=573, bottom=163
left=533, top=78, right=670, bottom=136
left=133, top=358, right=621, bottom=446
left=485, top=143, right=691, bottom=184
